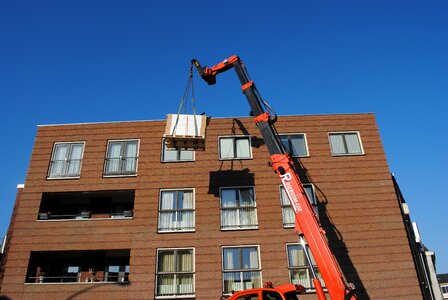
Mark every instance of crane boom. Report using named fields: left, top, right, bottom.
left=192, top=56, right=357, bottom=300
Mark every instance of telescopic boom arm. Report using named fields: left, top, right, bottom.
left=192, top=55, right=357, bottom=300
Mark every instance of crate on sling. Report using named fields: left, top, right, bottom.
left=164, top=114, right=207, bottom=150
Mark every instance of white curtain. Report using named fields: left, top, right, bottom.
left=50, top=144, right=68, bottom=176
left=159, top=192, right=175, bottom=230
left=124, top=142, right=137, bottom=172
left=345, top=133, right=362, bottom=154
left=220, top=138, right=234, bottom=159
left=236, top=138, right=250, bottom=158
left=106, top=143, right=122, bottom=173
left=239, top=189, right=256, bottom=227
left=280, top=187, right=295, bottom=226
left=67, top=144, right=83, bottom=176
left=221, top=189, right=237, bottom=228
left=329, top=134, right=345, bottom=154
left=179, top=192, right=194, bottom=229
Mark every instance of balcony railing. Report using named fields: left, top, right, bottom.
left=104, top=157, right=138, bottom=176
left=28, top=274, right=129, bottom=284
left=48, top=159, right=82, bottom=178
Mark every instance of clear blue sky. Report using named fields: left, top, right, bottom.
left=1, top=1, right=447, bottom=273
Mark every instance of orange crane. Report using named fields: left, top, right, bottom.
left=192, top=55, right=358, bottom=300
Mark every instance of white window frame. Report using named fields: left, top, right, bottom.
left=155, top=247, right=195, bottom=299
left=221, top=245, right=262, bottom=295
left=278, top=133, right=310, bottom=157
left=286, top=242, right=325, bottom=291
left=219, top=186, right=258, bottom=231
left=218, top=135, right=253, bottom=160
left=103, top=139, right=140, bottom=177
left=328, top=131, right=364, bottom=156
left=158, top=188, right=195, bottom=233
left=161, top=138, right=195, bottom=162
left=280, top=183, right=318, bottom=228
left=47, top=141, right=85, bottom=179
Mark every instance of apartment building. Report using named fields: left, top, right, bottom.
left=0, top=113, right=424, bottom=299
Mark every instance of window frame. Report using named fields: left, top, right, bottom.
left=221, top=245, right=262, bottom=295
left=218, top=135, right=253, bottom=160
left=158, top=188, right=195, bottom=233
left=155, top=247, right=195, bottom=299
left=278, top=133, right=310, bottom=157
left=279, top=183, right=318, bottom=228
left=103, top=139, right=140, bottom=177
left=328, top=131, right=364, bottom=156
left=219, top=186, right=258, bottom=231
left=285, top=242, right=325, bottom=292
left=47, top=141, right=85, bottom=180
left=161, top=138, right=195, bottom=163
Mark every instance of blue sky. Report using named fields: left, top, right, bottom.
left=0, top=0, right=447, bottom=274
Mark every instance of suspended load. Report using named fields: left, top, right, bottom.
left=164, top=113, right=207, bottom=150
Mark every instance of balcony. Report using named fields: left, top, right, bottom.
left=37, top=190, right=134, bottom=221
left=25, top=250, right=130, bottom=284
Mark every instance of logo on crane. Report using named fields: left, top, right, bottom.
left=280, top=172, right=303, bottom=213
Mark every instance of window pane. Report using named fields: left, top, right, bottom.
left=239, top=188, right=254, bottom=207
left=290, top=135, right=307, bottom=156
left=236, top=138, right=250, bottom=158
left=158, top=251, right=175, bottom=272
left=177, top=250, right=193, bottom=272
left=221, top=189, right=237, bottom=208
left=223, top=248, right=240, bottom=270
left=329, top=134, right=345, bottom=154
left=220, top=138, right=234, bottom=159
left=179, top=149, right=194, bottom=160
left=345, top=133, right=362, bottom=154
left=242, top=247, right=259, bottom=269
left=163, top=147, right=178, bottom=161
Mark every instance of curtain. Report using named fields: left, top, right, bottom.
left=159, top=192, right=175, bottom=230
left=221, top=189, right=238, bottom=228
left=179, top=191, right=194, bottom=229
left=67, top=144, right=83, bottom=176
left=223, top=248, right=238, bottom=270
left=329, top=134, right=345, bottom=154
left=124, top=142, right=137, bottom=172
left=106, top=143, right=122, bottom=173
left=220, top=138, right=234, bottom=159
left=236, top=138, right=250, bottom=158
left=223, top=272, right=240, bottom=292
left=242, top=247, right=259, bottom=269
left=50, top=144, right=68, bottom=176
left=345, top=133, right=362, bottom=154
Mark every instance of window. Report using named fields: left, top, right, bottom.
left=162, top=139, right=195, bottom=162
left=105, top=265, right=129, bottom=282
left=48, top=142, right=84, bottom=178
left=287, top=243, right=324, bottom=290
left=158, top=189, right=195, bottom=232
left=222, top=246, right=261, bottom=294
left=104, top=140, right=139, bottom=176
left=220, top=187, right=257, bottom=230
left=219, top=136, right=252, bottom=160
left=156, top=248, right=194, bottom=297
left=279, top=134, right=309, bottom=157
left=280, top=184, right=317, bottom=228
left=328, top=132, right=363, bottom=156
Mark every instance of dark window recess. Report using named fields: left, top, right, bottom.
left=25, top=250, right=130, bottom=284
left=38, top=190, right=134, bottom=220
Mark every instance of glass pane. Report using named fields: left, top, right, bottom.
left=290, top=269, right=311, bottom=288
left=177, top=274, right=194, bottom=294
left=243, top=271, right=261, bottom=289
left=221, top=209, right=238, bottom=228
left=220, top=138, right=234, bottom=159
left=236, top=138, right=250, bottom=158
left=161, top=191, right=176, bottom=210
left=223, top=272, right=240, bottom=293
left=158, top=251, right=175, bottom=272
left=329, top=134, right=345, bottom=154
left=177, top=250, right=193, bottom=272
left=223, top=248, right=240, bottom=270
left=179, top=149, right=194, bottom=160
left=163, top=146, right=178, bottom=161
left=159, top=212, right=176, bottom=230
left=221, top=189, right=237, bottom=208
left=345, top=133, right=362, bottom=154
left=290, top=135, right=307, bottom=156
left=181, top=191, right=194, bottom=209
left=239, top=188, right=254, bottom=207
left=242, top=247, right=259, bottom=269
left=157, top=274, right=175, bottom=295
left=303, top=185, right=316, bottom=206
left=280, top=187, right=290, bottom=205
left=282, top=207, right=295, bottom=227
left=108, top=142, right=122, bottom=158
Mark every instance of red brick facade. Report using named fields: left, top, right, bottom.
left=0, top=114, right=422, bottom=299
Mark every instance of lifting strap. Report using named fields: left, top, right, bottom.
left=171, top=62, right=199, bottom=137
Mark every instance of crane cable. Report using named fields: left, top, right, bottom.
left=171, top=62, right=199, bottom=137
